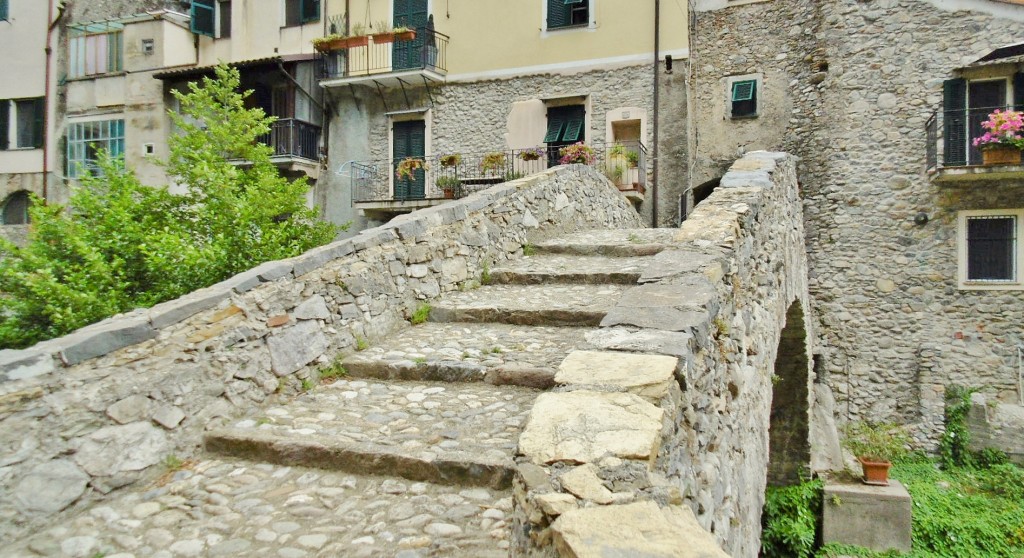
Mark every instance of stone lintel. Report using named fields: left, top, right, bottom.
left=554, top=350, right=677, bottom=401
left=551, top=501, right=729, bottom=558
left=517, top=391, right=663, bottom=466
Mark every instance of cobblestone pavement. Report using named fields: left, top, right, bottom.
left=222, top=379, right=535, bottom=464
left=344, top=323, right=594, bottom=381
left=8, top=458, right=511, bottom=558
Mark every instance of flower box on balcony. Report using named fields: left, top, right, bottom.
left=371, top=32, right=395, bottom=44
left=982, top=145, right=1022, bottom=166
left=394, top=29, right=416, bottom=42
left=313, top=34, right=369, bottom=53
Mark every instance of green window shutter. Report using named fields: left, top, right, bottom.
left=562, top=119, right=584, bottom=142
left=191, top=0, right=216, bottom=37
left=732, top=80, right=755, bottom=102
left=547, top=0, right=569, bottom=28
left=0, top=0, right=8, bottom=21
left=564, top=0, right=583, bottom=3
left=1013, top=72, right=1024, bottom=111
left=943, top=78, right=967, bottom=167
left=0, top=101, right=8, bottom=151
left=301, top=0, right=320, bottom=23
left=544, top=119, right=565, bottom=143
left=32, top=98, right=44, bottom=148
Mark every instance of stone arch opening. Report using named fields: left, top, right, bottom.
left=767, top=300, right=812, bottom=486
left=693, top=177, right=720, bottom=209
left=1, top=191, right=31, bottom=225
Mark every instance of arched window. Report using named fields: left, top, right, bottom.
left=1, top=191, right=31, bottom=225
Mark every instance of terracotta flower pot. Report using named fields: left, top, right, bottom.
left=372, top=32, right=395, bottom=44
left=981, top=145, right=1022, bottom=165
left=859, top=457, right=892, bottom=486
left=394, top=30, right=416, bottom=41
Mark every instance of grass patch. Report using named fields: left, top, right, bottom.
left=410, top=303, right=431, bottom=325
left=319, top=359, right=347, bottom=382
left=413, top=356, right=427, bottom=365
left=523, top=243, right=537, bottom=256
left=355, top=336, right=369, bottom=351
left=481, top=261, right=492, bottom=285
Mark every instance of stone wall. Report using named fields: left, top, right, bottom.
left=511, top=153, right=836, bottom=557
left=691, top=0, right=1024, bottom=447
left=0, top=166, right=642, bottom=544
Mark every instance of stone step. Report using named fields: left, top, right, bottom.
left=7, top=457, right=512, bottom=557
left=205, top=379, right=537, bottom=490
left=428, top=284, right=629, bottom=327
left=343, top=322, right=595, bottom=388
left=489, top=254, right=651, bottom=285
left=534, top=228, right=678, bottom=257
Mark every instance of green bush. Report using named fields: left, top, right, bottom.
left=761, top=479, right=822, bottom=558
left=0, top=64, right=339, bottom=349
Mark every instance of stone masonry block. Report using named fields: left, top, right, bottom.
left=266, top=320, right=329, bottom=376
left=59, top=317, right=157, bottom=366
left=518, top=391, right=663, bottom=466
left=822, top=480, right=912, bottom=554
left=555, top=350, right=678, bottom=401
left=0, top=349, right=56, bottom=382
left=551, top=501, right=729, bottom=558
left=147, top=286, right=234, bottom=330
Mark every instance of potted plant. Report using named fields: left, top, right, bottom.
left=393, top=25, right=416, bottom=41
left=842, top=421, right=910, bottom=486
left=625, top=150, right=640, bottom=186
left=436, top=176, right=461, bottom=199
left=396, top=157, right=427, bottom=180
left=481, top=152, right=507, bottom=176
left=439, top=153, right=462, bottom=167
left=973, top=109, right=1024, bottom=165
left=312, top=33, right=348, bottom=52
left=558, top=142, right=596, bottom=165
left=518, top=147, right=545, bottom=162
left=371, top=21, right=394, bottom=43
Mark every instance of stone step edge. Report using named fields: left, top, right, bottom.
left=204, top=428, right=515, bottom=489
left=341, top=357, right=557, bottom=389
left=429, top=307, right=606, bottom=328
left=534, top=243, right=665, bottom=257
left=487, top=270, right=642, bottom=285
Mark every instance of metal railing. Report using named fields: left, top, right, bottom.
left=350, top=140, right=648, bottom=205
left=317, top=27, right=449, bottom=80
left=258, top=118, right=321, bottom=161
left=926, top=105, right=1024, bottom=171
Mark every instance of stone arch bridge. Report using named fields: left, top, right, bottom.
left=0, top=152, right=839, bottom=557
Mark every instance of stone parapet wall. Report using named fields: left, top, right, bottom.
left=511, top=152, right=828, bottom=557
left=0, top=166, right=642, bottom=544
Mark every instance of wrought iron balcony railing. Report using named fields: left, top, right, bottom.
left=348, top=140, right=647, bottom=205
left=317, top=27, right=449, bottom=81
left=927, top=105, right=1024, bottom=171
left=257, top=118, right=321, bottom=162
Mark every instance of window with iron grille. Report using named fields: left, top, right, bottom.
left=66, top=120, right=125, bottom=179
left=284, top=0, right=320, bottom=27
left=547, top=0, right=589, bottom=29
left=959, top=210, right=1024, bottom=289
left=69, top=28, right=124, bottom=78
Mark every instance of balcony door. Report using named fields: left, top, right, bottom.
left=544, top=105, right=586, bottom=168
left=968, top=80, right=1008, bottom=165
left=393, top=120, right=426, bottom=201
left=393, top=0, right=428, bottom=70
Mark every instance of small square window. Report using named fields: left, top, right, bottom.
left=142, top=39, right=155, bottom=54
left=730, top=79, right=758, bottom=118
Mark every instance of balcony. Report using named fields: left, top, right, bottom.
left=317, top=27, right=449, bottom=89
left=927, top=105, right=1024, bottom=184
left=347, top=141, right=647, bottom=219
left=256, top=118, right=322, bottom=179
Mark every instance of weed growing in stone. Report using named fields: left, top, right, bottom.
left=461, top=351, right=471, bottom=360
left=355, top=337, right=369, bottom=351
left=481, top=261, right=492, bottom=285
left=413, top=356, right=427, bottom=365
left=410, top=303, right=431, bottom=325
left=255, top=417, right=271, bottom=426
left=301, top=378, right=315, bottom=391
left=490, top=346, right=503, bottom=354
left=523, top=243, right=537, bottom=256
left=627, top=233, right=642, bottom=243
left=163, top=455, right=185, bottom=471
left=319, top=360, right=347, bottom=382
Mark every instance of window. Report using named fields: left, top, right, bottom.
left=730, top=79, right=758, bottom=118
left=219, top=1, right=232, bottom=38
left=142, top=39, right=155, bottom=54
left=958, top=209, right=1024, bottom=289
left=0, top=0, right=8, bottom=22
left=0, top=98, right=44, bottom=150
left=66, top=120, right=125, bottom=179
left=547, top=0, right=589, bottom=29
left=943, top=75, right=1024, bottom=166
left=69, top=29, right=124, bottom=78
left=284, top=0, right=320, bottom=27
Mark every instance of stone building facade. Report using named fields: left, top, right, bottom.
left=690, top=0, right=1024, bottom=446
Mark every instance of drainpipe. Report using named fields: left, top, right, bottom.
left=43, top=0, right=64, bottom=202
left=651, top=0, right=660, bottom=228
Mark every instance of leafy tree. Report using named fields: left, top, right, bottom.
left=0, top=64, right=339, bottom=348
